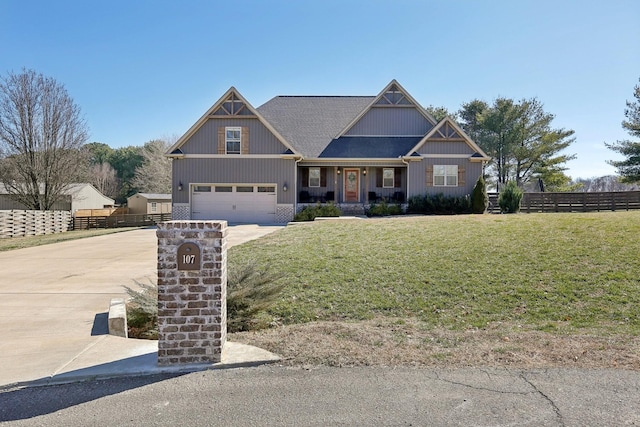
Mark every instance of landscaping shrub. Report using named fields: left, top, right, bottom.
left=471, top=176, right=489, bottom=214
left=227, top=261, right=285, bottom=332
left=407, top=193, right=472, bottom=215
left=294, top=203, right=341, bottom=221
left=123, top=261, right=284, bottom=338
left=124, top=281, right=158, bottom=339
left=367, top=201, right=403, bottom=217
left=498, top=181, right=523, bottom=213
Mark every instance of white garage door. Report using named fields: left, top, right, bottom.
left=191, top=184, right=277, bottom=224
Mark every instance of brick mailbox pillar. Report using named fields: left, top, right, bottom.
left=156, top=221, right=227, bottom=366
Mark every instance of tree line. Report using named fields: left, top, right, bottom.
left=1, top=69, right=638, bottom=210
left=83, top=139, right=173, bottom=204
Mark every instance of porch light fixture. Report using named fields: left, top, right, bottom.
left=283, top=183, right=288, bottom=192
left=177, top=182, right=183, bottom=191
left=363, top=169, right=367, bottom=176
left=337, top=168, right=341, bottom=175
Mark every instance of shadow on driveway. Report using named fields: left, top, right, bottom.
left=0, top=372, right=185, bottom=422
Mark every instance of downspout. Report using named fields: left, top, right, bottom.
left=294, top=157, right=303, bottom=215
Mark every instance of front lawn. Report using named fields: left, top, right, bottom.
left=229, top=212, right=640, bottom=336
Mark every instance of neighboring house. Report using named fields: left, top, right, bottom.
left=0, top=183, right=114, bottom=213
left=127, top=193, right=172, bottom=215
left=166, top=80, right=490, bottom=224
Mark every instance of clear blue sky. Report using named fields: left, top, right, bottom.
left=2, top=0, right=639, bottom=179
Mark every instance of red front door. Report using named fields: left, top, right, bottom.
left=344, top=169, right=360, bottom=202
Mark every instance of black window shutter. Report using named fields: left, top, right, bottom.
left=320, top=168, right=327, bottom=187
left=301, top=168, right=309, bottom=186
left=376, top=168, right=383, bottom=188
left=395, top=168, right=402, bottom=188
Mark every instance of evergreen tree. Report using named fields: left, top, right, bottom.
left=606, top=78, right=640, bottom=183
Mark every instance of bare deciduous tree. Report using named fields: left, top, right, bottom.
left=132, top=138, right=173, bottom=194
left=0, top=69, right=89, bottom=210
left=90, top=161, right=119, bottom=198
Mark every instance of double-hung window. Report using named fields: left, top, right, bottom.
left=382, top=168, right=395, bottom=188
left=433, top=165, right=458, bottom=186
left=225, top=127, right=241, bottom=154
left=309, top=168, right=321, bottom=187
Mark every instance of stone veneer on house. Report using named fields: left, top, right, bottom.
left=156, top=220, right=227, bottom=366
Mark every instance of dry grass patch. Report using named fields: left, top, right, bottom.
left=231, top=318, right=640, bottom=370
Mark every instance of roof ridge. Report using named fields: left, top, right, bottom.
left=275, top=95, right=375, bottom=98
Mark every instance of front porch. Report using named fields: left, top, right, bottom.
left=297, top=165, right=407, bottom=206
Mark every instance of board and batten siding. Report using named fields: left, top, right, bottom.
left=417, top=140, right=476, bottom=155
left=408, top=159, right=483, bottom=197
left=172, top=157, right=296, bottom=204
left=180, top=118, right=288, bottom=155
left=345, top=107, right=434, bottom=136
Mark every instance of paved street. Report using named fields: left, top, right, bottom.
left=2, top=365, right=640, bottom=426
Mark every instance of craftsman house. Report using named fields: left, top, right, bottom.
left=167, top=80, right=489, bottom=224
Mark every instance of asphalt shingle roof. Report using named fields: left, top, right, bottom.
left=256, top=96, right=374, bottom=158
left=319, top=137, right=422, bottom=158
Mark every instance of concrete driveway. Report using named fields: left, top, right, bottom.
left=0, top=224, right=282, bottom=387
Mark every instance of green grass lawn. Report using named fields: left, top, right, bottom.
left=0, top=227, right=140, bottom=251
left=229, top=212, right=640, bottom=335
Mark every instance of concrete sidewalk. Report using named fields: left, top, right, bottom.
left=0, top=224, right=282, bottom=388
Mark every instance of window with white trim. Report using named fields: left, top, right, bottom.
left=225, top=127, right=241, bottom=154
left=309, top=168, right=321, bottom=187
left=382, top=168, right=395, bottom=188
left=433, top=165, right=458, bottom=186
left=151, top=202, right=157, bottom=212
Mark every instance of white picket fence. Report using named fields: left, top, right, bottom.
left=0, top=210, right=71, bottom=238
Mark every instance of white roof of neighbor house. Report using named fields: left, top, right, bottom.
left=0, top=183, right=113, bottom=200
left=132, top=193, right=172, bottom=201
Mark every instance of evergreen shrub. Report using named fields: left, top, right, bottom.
left=407, top=193, right=472, bottom=215
left=471, top=176, right=489, bottom=214
left=294, top=203, right=341, bottom=221
left=498, top=181, right=523, bottom=213
left=367, top=201, right=403, bottom=217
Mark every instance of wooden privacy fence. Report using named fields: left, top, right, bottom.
left=73, top=213, right=172, bottom=230
left=0, top=210, right=71, bottom=238
left=488, top=191, right=640, bottom=213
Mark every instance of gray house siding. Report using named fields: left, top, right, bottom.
left=172, top=157, right=296, bottom=204
left=417, top=140, right=476, bottom=155
left=408, top=159, right=483, bottom=198
left=180, top=119, right=288, bottom=155
left=345, top=107, right=434, bottom=136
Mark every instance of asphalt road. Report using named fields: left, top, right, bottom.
left=1, top=365, right=639, bottom=426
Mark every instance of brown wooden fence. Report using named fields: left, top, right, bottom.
left=488, top=191, right=640, bottom=213
left=0, top=210, right=71, bottom=238
left=72, top=213, right=172, bottom=230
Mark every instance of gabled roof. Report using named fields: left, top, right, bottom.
left=166, top=87, right=299, bottom=156
left=408, top=116, right=490, bottom=160
left=0, top=183, right=114, bottom=203
left=130, top=193, right=172, bottom=200
left=335, top=80, right=438, bottom=138
left=256, top=96, right=373, bottom=158
left=170, top=81, right=486, bottom=161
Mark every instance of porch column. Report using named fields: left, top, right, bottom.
left=334, top=166, right=339, bottom=202
left=364, top=167, right=369, bottom=203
